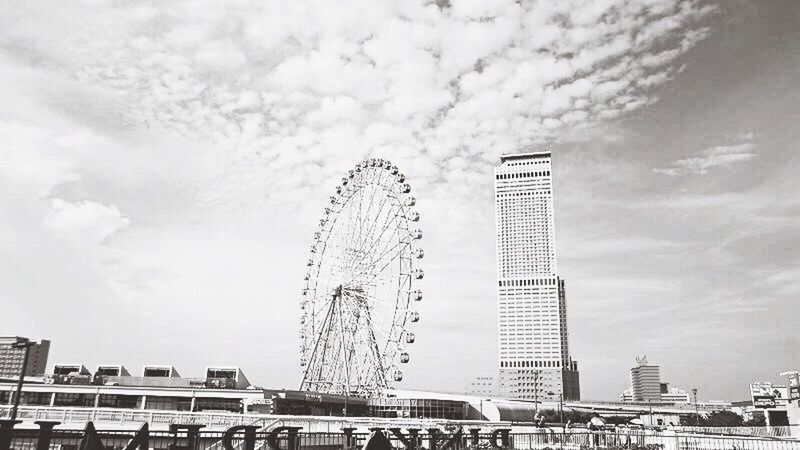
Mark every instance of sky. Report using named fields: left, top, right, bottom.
left=0, top=0, right=798, bottom=402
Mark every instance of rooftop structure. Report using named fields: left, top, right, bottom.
left=142, top=365, right=181, bottom=378
left=95, top=365, right=131, bottom=377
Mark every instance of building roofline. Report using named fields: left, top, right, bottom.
left=0, top=380, right=261, bottom=396
left=499, top=151, right=551, bottom=164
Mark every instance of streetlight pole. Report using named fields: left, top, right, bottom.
left=10, top=337, right=33, bottom=422
left=478, top=398, right=491, bottom=421
left=546, top=388, right=565, bottom=450
left=532, top=370, right=540, bottom=425
left=558, top=392, right=564, bottom=450
left=545, top=390, right=564, bottom=425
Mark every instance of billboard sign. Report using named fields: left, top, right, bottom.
left=750, top=382, right=788, bottom=409
left=788, top=373, right=800, bottom=402
left=790, top=386, right=800, bottom=402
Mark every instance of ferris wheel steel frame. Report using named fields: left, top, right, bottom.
left=299, top=158, right=423, bottom=398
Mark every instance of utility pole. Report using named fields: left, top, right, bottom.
left=533, top=370, right=541, bottom=424
left=546, top=390, right=564, bottom=428
left=10, top=337, right=34, bottom=422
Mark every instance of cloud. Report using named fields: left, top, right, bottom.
left=654, top=133, right=757, bottom=175
left=46, top=199, right=130, bottom=245
left=0, top=0, right=715, bottom=197
left=0, top=0, right=721, bottom=394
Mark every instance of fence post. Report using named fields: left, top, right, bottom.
left=0, top=420, right=21, bottom=450
left=34, top=420, right=61, bottom=450
left=342, top=427, right=357, bottom=449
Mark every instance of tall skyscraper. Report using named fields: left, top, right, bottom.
left=630, top=356, right=662, bottom=402
left=494, top=151, right=580, bottom=401
left=0, top=336, right=50, bottom=378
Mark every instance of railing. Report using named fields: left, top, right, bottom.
left=0, top=405, right=510, bottom=432
left=0, top=405, right=259, bottom=430
left=3, top=428, right=800, bottom=450
left=676, top=426, right=797, bottom=438
left=566, top=401, right=730, bottom=413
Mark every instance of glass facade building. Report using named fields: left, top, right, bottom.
left=368, top=397, right=467, bottom=420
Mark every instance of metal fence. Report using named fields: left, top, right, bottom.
left=3, top=428, right=800, bottom=450
left=675, top=427, right=797, bottom=438
left=0, top=406, right=500, bottom=433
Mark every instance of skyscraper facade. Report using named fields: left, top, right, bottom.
left=494, top=151, right=580, bottom=401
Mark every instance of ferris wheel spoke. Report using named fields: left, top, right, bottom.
left=302, top=294, right=339, bottom=390
left=342, top=206, right=403, bottom=279
left=357, top=188, right=390, bottom=248
left=336, top=296, right=377, bottom=386
left=339, top=296, right=379, bottom=389
left=350, top=184, right=369, bottom=257
left=346, top=245, right=408, bottom=288
left=341, top=220, right=404, bottom=285
left=351, top=238, right=410, bottom=283
left=342, top=191, right=397, bottom=276
left=359, top=306, right=389, bottom=388
left=355, top=174, right=381, bottom=251
left=346, top=293, right=408, bottom=342
left=354, top=207, right=399, bottom=273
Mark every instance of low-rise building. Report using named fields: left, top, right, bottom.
left=1, top=364, right=261, bottom=413
left=620, top=384, right=690, bottom=404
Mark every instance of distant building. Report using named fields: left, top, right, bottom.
left=466, top=376, right=497, bottom=397
left=0, top=364, right=260, bottom=413
left=0, top=337, right=50, bottom=378
left=661, top=384, right=691, bottom=403
left=620, top=383, right=690, bottom=404
left=630, top=356, right=661, bottom=402
left=494, top=151, right=580, bottom=401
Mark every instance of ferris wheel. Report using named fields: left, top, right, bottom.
left=299, top=158, right=423, bottom=397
